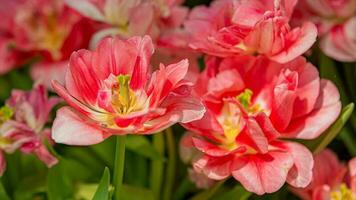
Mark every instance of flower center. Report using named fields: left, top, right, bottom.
left=216, top=101, right=243, bottom=150
left=110, top=75, right=147, bottom=115
left=331, top=184, right=355, bottom=200
left=0, top=105, right=14, bottom=149
left=0, top=105, right=13, bottom=126
left=217, top=89, right=265, bottom=150
left=16, top=7, right=69, bottom=60
left=236, top=89, right=263, bottom=115
left=0, top=137, right=13, bottom=149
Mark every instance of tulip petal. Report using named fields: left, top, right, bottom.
left=52, top=107, right=110, bottom=145
left=291, top=60, right=320, bottom=118
left=34, top=144, right=58, bottom=168
left=129, top=35, right=155, bottom=90
left=232, top=151, right=294, bottom=195
left=320, top=20, right=356, bottom=62
left=284, top=142, right=314, bottom=188
left=194, top=155, right=234, bottom=180
left=270, top=22, right=317, bottom=64
left=64, top=0, right=106, bottom=22
left=66, top=49, right=101, bottom=105
left=192, top=137, right=245, bottom=157
left=284, top=80, right=341, bottom=139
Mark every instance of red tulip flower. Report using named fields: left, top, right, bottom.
left=291, top=149, right=356, bottom=200
left=293, top=0, right=356, bottom=62
left=182, top=55, right=341, bottom=195
left=184, top=0, right=317, bottom=63
left=0, top=84, right=60, bottom=175
left=52, top=36, right=205, bottom=145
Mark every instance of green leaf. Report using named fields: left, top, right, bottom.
left=319, top=53, right=348, bottom=103
left=92, top=167, right=111, bottom=200
left=14, top=175, right=46, bottom=200
left=47, top=161, right=74, bottom=200
left=212, top=185, right=251, bottom=200
left=125, top=135, right=164, bottom=160
left=120, top=185, right=155, bottom=200
left=305, top=103, right=354, bottom=153
left=8, top=70, right=33, bottom=90
left=339, top=127, right=356, bottom=156
left=0, top=180, right=10, bottom=200
left=0, top=77, right=10, bottom=102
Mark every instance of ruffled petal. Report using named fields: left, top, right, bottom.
left=283, top=142, right=314, bottom=188
left=284, top=80, right=341, bottom=139
left=52, top=107, right=111, bottom=145
left=232, top=151, right=294, bottom=195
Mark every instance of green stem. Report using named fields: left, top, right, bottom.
left=190, top=180, right=226, bottom=200
left=174, top=176, right=194, bottom=200
left=149, top=132, right=165, bottom=199
left=113, top=135, right=126, bottom=200
left=163, top=128, right=176, bottom=200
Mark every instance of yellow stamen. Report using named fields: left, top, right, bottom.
left=331, top=184, right=355, bottom=200
left=235, top=42, right=249, bottom=51
left=216, top=102, right=242, bottom=150
left=0, top=137, right=12, bottom=149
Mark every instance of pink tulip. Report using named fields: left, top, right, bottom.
left=64, top=0, right=187, bottom=44
left=291, top=149, right=356, bottom=200
left=51, top=36, right=205, bottom=145
left=64, top=0, right=200, bottom=81
left=0, top=0, right=96, bottom=88
left=0, top=84, right=60, bottom=175
left=293, top=0, right=356, bottom=62
left=182, top=55, right=341, bottom=195
left=184, top=0, right=317, bottom=63
left=0, top=0, right=33, bottom=74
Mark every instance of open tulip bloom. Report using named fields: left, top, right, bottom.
left=0, top=0, right=355, bottom=199
left=182, top=55, right=341, bottom=195
left=184, top=0, right=318, bottom=63
left=291, top=149, right=356, bottom=200
left=51, top=35, right=205, bottom=145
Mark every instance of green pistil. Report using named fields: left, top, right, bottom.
left=236, top=89, right=253, bottom=110
left=117, top=75, right=131, bottom=107
left=0, top=105, right=13, bottom=125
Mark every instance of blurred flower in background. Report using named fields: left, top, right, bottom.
left=184, top=0, right=317, bottom=63
left=292, top=0, right=356, bottom=62
left=0, top=83, right=60, bottom=175
left=291, top=149, right=356, bottom=200
left=0, top=0, right=97, bottom=88
left=65, top=0, right=201, bottom=81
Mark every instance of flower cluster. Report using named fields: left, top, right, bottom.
left=0, top=0, right=353, bottom=198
